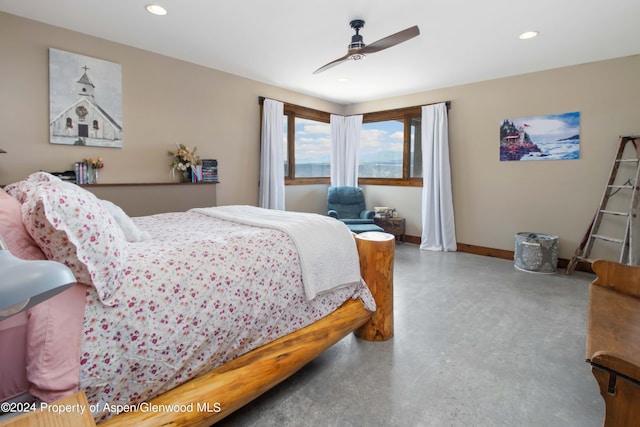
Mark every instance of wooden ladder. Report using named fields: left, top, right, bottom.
left=565, top=135, right=640, bottom=274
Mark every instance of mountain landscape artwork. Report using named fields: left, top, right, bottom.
left=500, top=112, right=580, bottom=161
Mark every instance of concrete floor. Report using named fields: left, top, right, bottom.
left=217, top=244, right=604, bottom=427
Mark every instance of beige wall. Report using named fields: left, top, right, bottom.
left=3, top=12, right=640, bottom=260
left=0, top=12, right=342, bottom=207
left=341, top=56, right=640, bottom=260
left=288, top=55, right=640, bottom=260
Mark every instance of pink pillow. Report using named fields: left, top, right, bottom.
left=0, top=188, right=45, bottom=260
left=21, top=181, right=128, bottom=306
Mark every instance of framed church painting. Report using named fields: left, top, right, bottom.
left=49, top=48, right=123, bottom=148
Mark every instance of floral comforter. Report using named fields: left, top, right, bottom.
left=79, top=211, right=374, bottom=421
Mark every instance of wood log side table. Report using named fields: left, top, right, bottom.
left=353, top=231, right=395, bottom=341
left=373, top=216, right=406, bottom=242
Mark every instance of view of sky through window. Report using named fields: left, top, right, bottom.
left=359, top=120, right=404, bottom=178
left=287, top=117, right=406, bottom=179
left=294, top=117, right=331, bottom=177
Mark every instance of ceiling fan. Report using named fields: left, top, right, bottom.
left=313, top=19, right=420, bottom=74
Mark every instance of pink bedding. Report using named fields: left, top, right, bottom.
left=0, top=312, right=29, bottom=400
left=0, top=188, right=46, bottom=401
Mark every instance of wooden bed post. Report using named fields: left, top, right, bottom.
left=353, top=231, right=395, bottom=341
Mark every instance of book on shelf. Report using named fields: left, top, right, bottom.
left=48, top=170, right=76, bottom=182
left=191, top=165, right=203, bottom=182
left=74, top=161, right=89, bottom=184
left=201, top=159, right=219, bottom=182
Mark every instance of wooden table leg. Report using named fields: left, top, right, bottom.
left=592, top=365, right=640, bottom=427
left=353, top=231, right=395, bottom=341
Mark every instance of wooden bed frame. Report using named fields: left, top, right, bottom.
left=99, top=232, right=395, bottom=426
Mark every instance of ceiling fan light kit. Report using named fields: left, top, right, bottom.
left=313, top=19, right=420, bottom=74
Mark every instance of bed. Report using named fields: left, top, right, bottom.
left=0, top=172, right=391, bottom=426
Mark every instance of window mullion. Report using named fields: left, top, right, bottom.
left=287, top=113, right=295, bottom=178
left=403, top=115, right=410, bottom=179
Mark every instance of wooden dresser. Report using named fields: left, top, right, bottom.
left=587, top=260, right=640, bottom=426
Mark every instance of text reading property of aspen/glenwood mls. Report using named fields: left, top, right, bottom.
left=1, top=401, right=222, bottom=417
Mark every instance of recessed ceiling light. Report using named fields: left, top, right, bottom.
left=338, top=78, right=349, bottom=83
left=146, top=4, right=167, bottom=16
left=519, top=31, right=539, bottom=40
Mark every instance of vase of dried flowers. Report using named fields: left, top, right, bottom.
left=180, top=168, right=191, bottom=183
left=169, top=143, right=200, bottom=182
left=83, top=157, right=104, bottom=184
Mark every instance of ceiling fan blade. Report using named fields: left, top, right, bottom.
left=313, top=52, right=351, bottom=74
left=359, top=25, right=420, bottom=55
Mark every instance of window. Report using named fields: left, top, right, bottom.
left=281, top=103, right=330, bottom=184
left=359, top=120, right=404, bottom=178
left=261, top=99, right=443, bottom=186
left=294, top=117, right=330, bottom=178
left=359, top=106, right=423, bottom=185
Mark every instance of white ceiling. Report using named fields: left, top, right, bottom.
left=2, top=0, right=639, bottom=105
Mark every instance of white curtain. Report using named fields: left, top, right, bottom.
left=259, top=99, right=285, bottom=210
left=330, top=114, right=363, bottom=187
left=420, top=103, right=457, bottom=251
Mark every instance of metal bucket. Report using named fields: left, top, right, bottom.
left=514, top=232, right=559, bottom=274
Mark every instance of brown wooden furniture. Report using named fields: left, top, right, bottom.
left=0, top=392, right=96, bottom=427
left=587, top=259, right=640, bottom=427
left=373, top=216, right=406, bottom=242
left=97, top=233, right=391, bottom=426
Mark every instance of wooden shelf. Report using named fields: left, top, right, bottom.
left=80, top=181, right=218, bottom=187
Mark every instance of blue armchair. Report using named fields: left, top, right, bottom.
left=327, top=186, right=383, bottom=233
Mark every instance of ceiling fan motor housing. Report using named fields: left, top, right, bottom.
left=348, top=19, right=366, bottom=57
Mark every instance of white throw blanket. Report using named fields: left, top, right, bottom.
left=191, top=205, right=362, bottom=300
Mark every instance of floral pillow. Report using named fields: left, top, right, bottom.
left=4, top=171, right=60, bottom=204
left=21, top=180, right=128, bottom=306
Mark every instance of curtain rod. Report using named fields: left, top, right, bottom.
left=258, top=96, right=451, bottom=110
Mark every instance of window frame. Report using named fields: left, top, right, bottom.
left=359, top=106, right=422, bottom=187
left=260, top=99, right=444, bottom=187
left=283, top=103, right=330, bottom=185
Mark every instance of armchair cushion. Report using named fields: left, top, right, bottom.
left=327, top=186, right=375, bottom=222
left=341, top=218, right=376, bottom=225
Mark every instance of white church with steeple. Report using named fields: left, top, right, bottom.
left=50, top=64, right=123, bottom=147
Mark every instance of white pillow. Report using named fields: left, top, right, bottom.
left=100, top=199, right=152, bottom=242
